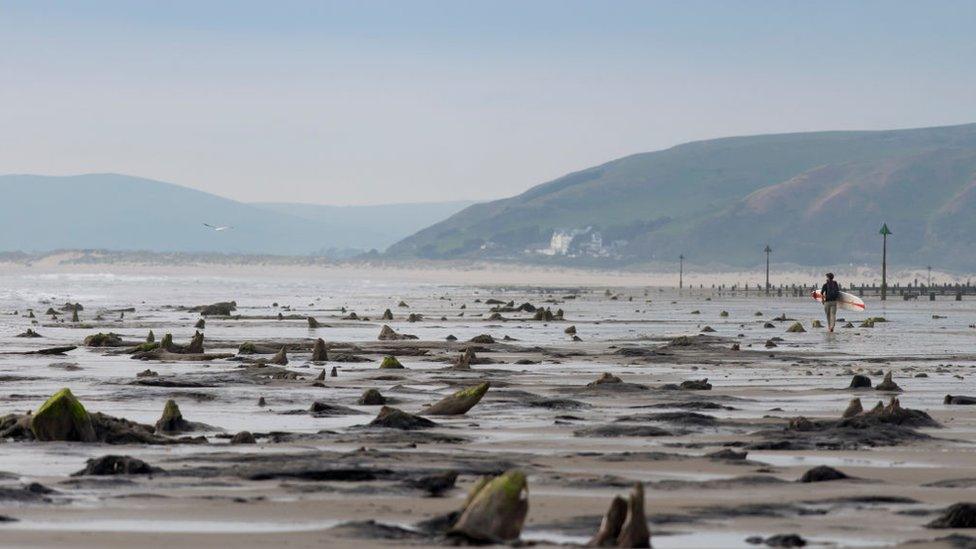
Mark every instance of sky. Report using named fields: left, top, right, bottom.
left=1, top=1, right=974, bottom=205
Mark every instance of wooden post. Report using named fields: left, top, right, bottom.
left=764, top=245, right=772, bottom=296
left=880, top=223, right=891, bottom=301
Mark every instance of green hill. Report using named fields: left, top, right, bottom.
left=388, top=123, right=976, bottom=270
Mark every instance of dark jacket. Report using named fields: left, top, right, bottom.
left=822, top=280, right=840, bottom=301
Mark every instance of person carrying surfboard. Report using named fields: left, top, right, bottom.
left=810, top=278, right=865, bottom=323
left=821, top=273, right=840, bottom=332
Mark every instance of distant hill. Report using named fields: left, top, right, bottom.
left=252, top=200, right=473, bottom=253
left=388, top=123, right=976, bottom=270
left=0, top=174, right=470, bottom=256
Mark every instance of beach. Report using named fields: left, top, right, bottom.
left=0, top=266, right=974, bottom=547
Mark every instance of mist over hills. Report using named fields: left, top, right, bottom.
left=6, top=123, right=976, bottom=271
left=252, top=200, right=473, bottom=253
left=0, top=174, right=470, bottom=256
left=388, top=123, right=976, bottom=271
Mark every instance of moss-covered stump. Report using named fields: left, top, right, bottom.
left=358, top=389, right=386, bottom=406
left=379, top=356, right=404, bottom=369
left=368, top=407, right=435, bottom=430
left=945, top=395, right=976, bottom=405
left=155, top=400, right=190, bottom=434
left=425, top=382, right=490, bottom=416
left=30, top=388, right=97, bottom=442
left=270, top=347, right=288, bottom=366
left=231, top=431, right=256, bottom=444
left=786, top=322, right=805, bottom=333
left=378, top=325, right=418, bottom=341
left=849, top=374, right=872, bottom=389
left=83, top=332, right=124, bottom=347
left=842, top=398, right=863, bottom=418
left=588, top=373, right=622, bottom=386
left=0, top=413, right=33, bottom=439
left=533, top=308, right=554, bottom=321
left=311, top=338, right=328, bottom=362
left=192, top=301, right=236, bottom=316
left=927, top=503, right=976, bottom=529
left=238, top=341, right=257, bottom=354
left=860, top=316, right=887, bottom=328
left=588, top=495, right=627, bottom=546
left=680, top=378, right=712, bottom=390
left=131, top=348, right=234, bottom=362
left=154, top=400, right=216, bottom=434
left=153, top=400, right=217, bottom=435
left=450, top=469, right=528, bottom=543
left=617, top=483, right=650, bottom=547
left=9, top=404, right=200, bottom=445
left=73, top=455, right=162, bottom=476
left=129, top=342, right=159, bottom=353
left=453, top=348, right=476, bottom=370
left=187, top=331, right=204, bottom=354
left=93, top=413, right=180, bottom=444
left=875, top=371, right=903, bottom=392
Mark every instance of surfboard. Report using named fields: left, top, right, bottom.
left=811, top=290, right=866, bottom=311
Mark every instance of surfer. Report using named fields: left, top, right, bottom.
left=821, top=273, right=840, bottom=332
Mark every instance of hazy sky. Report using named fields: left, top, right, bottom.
left=1, top=1, right=974, bottom=205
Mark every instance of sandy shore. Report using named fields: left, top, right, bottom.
left=0, top=273, right=974, bottom=547
left=0, top=255, right=964, bottom=288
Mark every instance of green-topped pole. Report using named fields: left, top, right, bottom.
left=880, top=223, right=892, bottom=301
left=679, top=254, right=684, bottom=290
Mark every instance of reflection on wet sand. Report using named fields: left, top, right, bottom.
left=0, top=270, right=975, bottom=548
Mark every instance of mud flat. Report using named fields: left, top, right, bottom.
left=1, top=269, right=976, bottom=548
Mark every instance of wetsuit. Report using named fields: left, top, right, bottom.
left=822, top=279, right=840, bottom=331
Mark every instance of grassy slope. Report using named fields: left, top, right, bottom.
left=389, top=123, right=976, bottom=268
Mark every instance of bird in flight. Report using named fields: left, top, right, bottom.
left=202, top=223, right=233, bottom=231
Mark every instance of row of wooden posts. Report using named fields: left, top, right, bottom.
left=692, top=282, right=972, bottom=301
left=675, top=222, right=972, bottom=301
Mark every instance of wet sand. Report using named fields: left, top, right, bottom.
left=1, top=269, right=975, bottom=547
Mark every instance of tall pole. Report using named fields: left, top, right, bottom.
left=927, top=265, right=931, bottom=287
left=880, top=223, right=892, bottom=301
left=763, top=245, right=772, bottom=295
left=678, top=254, right=684, bottom=290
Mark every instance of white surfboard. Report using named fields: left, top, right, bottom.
left=811, top=290, right=866, bottom=312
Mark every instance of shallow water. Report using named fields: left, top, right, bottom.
left=4, top=518, right=344, bottom=533
left=2, top=269, right=974, bottom=453
left=1, top=269, right=976, bottom=546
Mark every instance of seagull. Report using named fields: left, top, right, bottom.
left=202, top=223, right=233, bottom=232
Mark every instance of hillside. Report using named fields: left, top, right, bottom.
left=252, top=200, right=473, bottom=253
left=0, top=174, right=469, bottom=256
left=388, top=123, right=976, bottom=270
